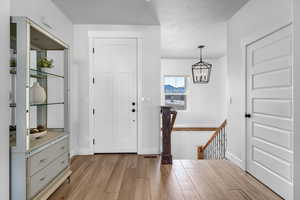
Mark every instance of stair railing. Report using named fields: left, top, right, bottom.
left=197, top=120, right=227, bottom=160
left=161, top=106, right=177, bottom=165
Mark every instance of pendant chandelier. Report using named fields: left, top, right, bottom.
left=192, top=45, right=212, bottom=84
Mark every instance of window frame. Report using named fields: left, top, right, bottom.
left=163, top=75, right=188, bottom=111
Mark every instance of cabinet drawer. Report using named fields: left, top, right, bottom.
left=29, top=152, right=69, bottom=198
left=29, top=138, right=68, bottom=176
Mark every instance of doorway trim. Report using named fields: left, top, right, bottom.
left=240, top=22, right=292, bottom=171
left=88, top=31, right=143, bottom=154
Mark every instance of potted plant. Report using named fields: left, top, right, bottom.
left=37, top=57, right=54, bottom=68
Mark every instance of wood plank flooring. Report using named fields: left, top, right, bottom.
left=49, top=154, right=283, bottom=200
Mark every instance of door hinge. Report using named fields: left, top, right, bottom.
left=93, top=139, right=95, bottom=145
left=93, top=108, right=95, bottom=115
left=93, top=77, right=95, bottom=84
left=93, top=48, right=95, bottom=54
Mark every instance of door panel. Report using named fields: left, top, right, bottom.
left=252, top=114, right=292, bottom=131
left=253, top=99, right=292, bottom=117
left=252, top=87, right=292, bottom=99
left=252, top=123, right=291, bottom=148
left=253, top=68, right=291, bottom=89
left=253, top=36, right=291, bottom=65
left=246, top=25, right=293, bottom=200
left=252, top=147, right=291, bottom=180
left=253, top=56, right=292, bottom=74
left=252, top=138, right=293, bottom=163
left=93, top=38, right=137, bottom=153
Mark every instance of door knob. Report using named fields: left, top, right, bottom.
left=245, top=113, right=251, bottom=118
left=132, top=109, right=136, bottom=112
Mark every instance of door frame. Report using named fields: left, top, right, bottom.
left=88, top=31, right=143, bottom=154
left=240, top=22, right=292, bottom=171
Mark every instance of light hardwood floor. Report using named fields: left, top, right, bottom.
left=49, top=154, right=282, bottom=200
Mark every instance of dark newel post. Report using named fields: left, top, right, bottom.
left=161, top=106, right=177, bottom=165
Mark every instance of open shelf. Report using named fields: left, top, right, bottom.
left=10, top=129, right=67, bottom=152
left=9, top=102, right=64, bottom=107
left=9, top=67, right=64, bottom=79
left=29, top=129, right=66, bottom=152
left=30, top=102, right=64, bottom=106
left=30, top=68, right=64, bottom=79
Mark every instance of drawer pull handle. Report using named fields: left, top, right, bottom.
left=61, top=161, right=65, bottom=164
left=40, top=159, right=47, bottom=163
left=40, top=177, right=46, bottom=181
left=61, top=146, right=65, bottom=150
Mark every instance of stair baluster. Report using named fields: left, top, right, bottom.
left=197, top=120, right=227, bottom=160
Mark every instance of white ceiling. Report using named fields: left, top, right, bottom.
left=53, top=0, right=248, bottom=58
left=52, top=0, right=159, bottom=25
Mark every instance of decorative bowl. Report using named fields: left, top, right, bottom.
left=30, top=130, right=47, bottom=139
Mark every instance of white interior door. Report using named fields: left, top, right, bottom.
left=246, top=25, right=293, bottom=200
left=93, top=38, right=137, bottom=153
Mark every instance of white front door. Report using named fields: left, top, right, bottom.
left=246, top=25, right=293, bottom=200
left=93, top=38, right=137, bottom=153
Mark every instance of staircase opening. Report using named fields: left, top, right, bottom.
left=161, top=106, right=227, bottom=164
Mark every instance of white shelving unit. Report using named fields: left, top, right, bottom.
left=10, top=16, right=71, bottom=200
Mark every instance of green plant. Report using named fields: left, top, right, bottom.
left=10, top=58, right=16, bottom=67
left=37, top=57, right=54, bottom=68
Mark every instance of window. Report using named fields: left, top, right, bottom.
left=164, top=76, right=187, bottom=110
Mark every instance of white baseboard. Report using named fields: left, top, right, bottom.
left=70, top=150, right=77, bottom=158
left=226, top=151, right=243, bottom=169
left=78, top=148, right=93, bottom=155
left=77, top=147, right=160, bottom=155
left=70, top=154, right=77, bottom=161
left=138, top=148, right=160, bottom=155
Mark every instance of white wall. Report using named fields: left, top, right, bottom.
left=227, top=0, right=292, bottom=165
left=161, top=57, right=227, bottom=160
left=161, top=57, right=227, bottom=126
left=10, top=0, right=73, bottom=45
left=0, top=0, right=10, bottom=199
left=10, top=0, right=78, bottom=156
left=74, top=25, right=161, bottom=155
